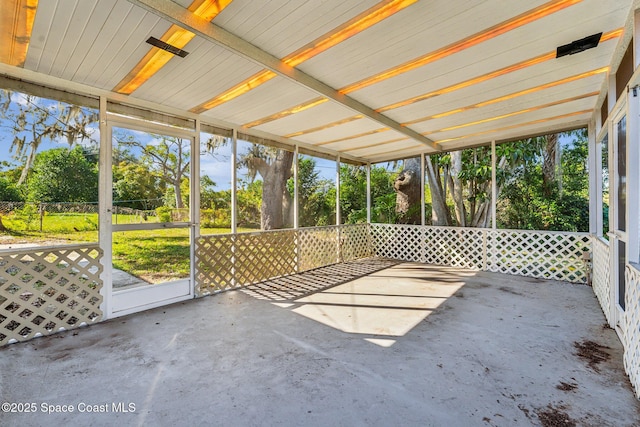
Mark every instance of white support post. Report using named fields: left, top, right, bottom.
left=191, top=120, right=201, bottom=296
left=293, top=146, right=300, bottom=272
left=595, top=128, right=604, bottom=237
left=231, top=128, right=237, bottom=234
left=336, top=156, right=341, bottom=225
left=635, top=9, right=640, bottom=70
left=588, top=119, right=599, bottom=235
left=230, top=129, right=238, bottom=287
left=293, top=145, right=299, bottom=230
left=336, top=156, right=342, bottom=263
left=420, top=153, right=425, bottom=226
left=627, top=86, right=640, bottom=264
left=595, top=102, right=603, bottom=137
left=608, top=113, right=614, bottom=237
left=366, top=163, right=371, bottom=224
left=98, top=95, right=112, bottom=319
left=192, top=121, right=201, bottom=237
left=491, top=140, right=497, bottom=230
left=607, top=105, right=615, bottom=327
left=608, top=73, right=617, bottom=114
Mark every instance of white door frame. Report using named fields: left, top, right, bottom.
left=610, top=105, right=628, bottom=337
left=100, top=115, right=197, bottom=318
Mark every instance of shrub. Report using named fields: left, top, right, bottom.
left=201, top=208, right=231, bottom=228
left=156, top=206, right=171, bottom=222
left=15, top=204, right=40, bottom=230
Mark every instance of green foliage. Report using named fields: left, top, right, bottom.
left=201, top=209, right=231, bottom=228
left=497, top=130, right=589, bottom=232
left=112, top=161, right=164, bottom=209
left=14, top=203, right=39, bottom=230
left=237, top=179, right=262, bottom=228
left=0, top=176, right=22, bottom=201
left=26, top=146, right=98, bottom=203
left=457, top=147, right=492, bottom=206
left=116, top=133, right=190, bottom=209
left=339, top=164, right=398, bottom=224
left=163, top=178, right=190, bottom=208
left=0, top=85, right=592, bottom=234
left=370, top=165, right=399, bottom=223
left=200, top=175, right=219, bottom=209
left=290, top=158, right=336, bottom=227
left=600, top=136, right=609, bottom=233
left=338, top=165, right=367, bottom=223
left=372, top=192, right=398, bottom=223
left=0, top=89, right=99, bottom=185
left=155, top=206, right=172, bottom=223
left=200, top=178, right=231, bottom=228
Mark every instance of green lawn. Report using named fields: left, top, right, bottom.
left=0, top=212, right=253, bottom=284
left=112, top=228, right=191, bottom=283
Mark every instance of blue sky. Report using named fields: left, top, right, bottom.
left=0, top=89, right=340, bottom=191
left=200, top=138, right=340, bottom=190
left=2, top=88, right=579, bottom=191
left=0, top=91, right=100, bottom=167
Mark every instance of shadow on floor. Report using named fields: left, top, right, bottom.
left=1, top=258, right=638, bottom=426
left=241, top=257, right=401, bottom=301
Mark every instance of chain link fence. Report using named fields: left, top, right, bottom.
left=0, top=201, right=159, bottom=217
left=0, top=201, right=222, bottom=234
left=0, top=201, right=161, bottom=233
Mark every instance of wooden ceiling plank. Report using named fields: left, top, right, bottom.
left=127, top=0, right=439, bottom=151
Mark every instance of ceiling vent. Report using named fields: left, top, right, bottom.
left=556, top=33, right=602, bottom=58
left=146, top=36, right=189, bottom=58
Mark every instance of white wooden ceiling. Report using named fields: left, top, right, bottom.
left=1, top=0, right=634, bottom=162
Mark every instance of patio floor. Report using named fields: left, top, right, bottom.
left=1, top=259, right=638, bottom=426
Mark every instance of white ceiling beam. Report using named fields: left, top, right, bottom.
left=127, top=0, right=440, bottom=152
left=0, top=64, right=367, bottom=164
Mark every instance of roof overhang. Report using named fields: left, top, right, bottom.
left=0, top=0, right=635, bottom=162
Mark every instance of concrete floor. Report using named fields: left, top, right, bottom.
left=1, top=260, right=638, bottom=427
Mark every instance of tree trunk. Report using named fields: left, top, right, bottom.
left=449, top=150, right=466, bottom=226
left=17, top=140, right=37, bottom=186
left=252, top=150, right=294, bottom=230
left=174, top=179, right=184, bottom=209
left=426, top=156, right=451, bottom=225
left=282, top=189, right=294, bottom=228
left=174, top=141, right=186, bottom=209
left=542, top=133, right=560, bottom=197
left=394, top=157, right=421, bottom=224
left=471, top=200, right=490, bottom=228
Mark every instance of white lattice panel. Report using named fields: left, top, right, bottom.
left=0, top=244, right=103, bottom=346
left=422, top=227, right=484, bottom=270
left=298, top=227, right=339, bottom=271
left=623, top=264, right=640, bottom=398
left=370, top=224, right=484, bottom=269
left=592, top=238, right=612, bottom=323
left=196, top=226, right=376, bottom=296
left=235, top=231, right=296, bottom=286
left=370, top=224, right=424, bottom=262
left=486, top=230, right=589, bottom=283
left=196, top=234, right=235, bottom=296
left=340, top=224, right=372, bottom=261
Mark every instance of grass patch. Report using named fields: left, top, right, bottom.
left=0, top=219, right=255, bottom=284
left=112, top=229, right=190, bottom=283
left=2, top=212, right=160, bottom=234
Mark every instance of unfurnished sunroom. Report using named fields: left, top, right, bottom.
left=0, top=0, right=640, bottom=411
